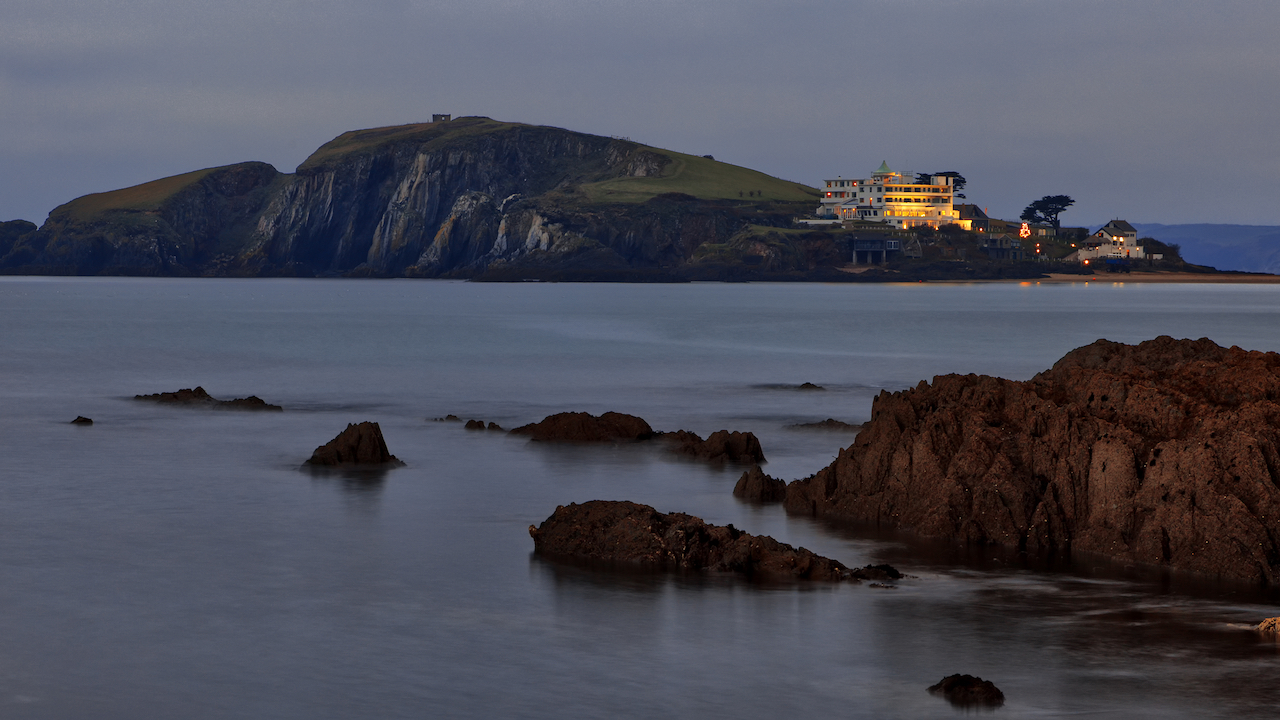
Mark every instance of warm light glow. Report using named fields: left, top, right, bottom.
left=1019, top=223, right=1031, bottom=239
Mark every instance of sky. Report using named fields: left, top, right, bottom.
left=3, top=0, right=1279, bottom=228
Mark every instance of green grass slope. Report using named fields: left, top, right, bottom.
left=56, top=167, right=224, bottom=221
left=578, top=150, right=817, bottom=204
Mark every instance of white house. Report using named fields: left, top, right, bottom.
left=1073, top=220, right=1146, bottom=261
left=817, top=162, right=960, bottom=230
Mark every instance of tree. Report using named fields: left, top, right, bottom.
left=1020, top=195, right=1074, bottom=229
left=916, top=171, right=967, bottom=199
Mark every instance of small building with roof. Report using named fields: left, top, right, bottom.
left=1072, top=219, right=1145, bottom=261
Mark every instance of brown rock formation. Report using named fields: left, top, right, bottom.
left=306, top=422, right=405, bottom=467
left=135, top=387, right=283, bottom=411
left=928, top=675, right=1005, bottom=708
left=528, top=500, right=897, bottom=582
left=734, top=465, right=787, bottom=503
left=664, top=429, right=765, bottom=465
left=1257, top=617, right=1280, bottom=637
left=70, top=416, right=93, bottom=425
left=509, top=412, right=655, bottom=443
left=784, top=336, right=1280, bottom=585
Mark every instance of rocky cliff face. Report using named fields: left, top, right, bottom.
left=4, top=118, right=820, bottom=278
left=785, top=336, right=1280, bottom=585
left=237, top=119, right=763, bottom=277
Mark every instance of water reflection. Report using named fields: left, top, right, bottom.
left=301, top=465, right=390, bottom=497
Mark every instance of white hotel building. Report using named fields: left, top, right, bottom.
left=817, top=162, right=960, bottom=230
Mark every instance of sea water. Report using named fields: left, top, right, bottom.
left=1, top=277, right=1278, bottom=719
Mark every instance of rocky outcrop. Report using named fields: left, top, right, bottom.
left=135, top=387, right=283, bottom=410
left=305, top=422, right=404, bottom=467
left=464, top=419, right=502, bottom=431
left=790, top=418, right=861, bottom=430
left=510, top=412, right=655, bottom=443
left=785, top=336, right=1280, bottom=585
left=70, top=416, right=93, bottom=425
left=8, top=163, right=281, bottom=276
left=7, top=119, right=823, bottom=279
left=528, top=500, right=897, bottom=582
left=1257, top=617, right=1280, bottom=637
left=733, top=466, right=787, bottom=503
left=928, top=675, right=1005, bottom=708
left=664, top=429, right=765, bottom=465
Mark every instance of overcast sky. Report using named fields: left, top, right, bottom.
left=3, top=0, right=1278, bottom=227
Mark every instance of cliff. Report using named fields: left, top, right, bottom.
left=3, top=118, right=824, bottom=278
left=784, top=336, right=1280, bottom=585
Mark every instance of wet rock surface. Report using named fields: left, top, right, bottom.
left=135, top=386, right=282, bottom=411
left=784, top=336, right=1280, bottom=585
left=509, top=411, right=655, bottom=443
left=306, top=422, right=405, bottom=467
left=664, top=429, right=765, bottom=465
left=928, top=674, right=1005, bottom=707
left=1258, top=617, right=1280, bottom=637
left=529, top=500, right=896, bottom=582
left=733, top=465, right=787, bottom=503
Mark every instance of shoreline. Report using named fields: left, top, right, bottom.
left=1028, top=271, right=1280, bottom=284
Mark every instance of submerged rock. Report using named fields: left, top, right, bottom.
left=306, top=422, right=405, bottom=467
left=784, top=336, right=1280, bottom=585
left=509, top=411, right=655, bottom=443
left=928, top=674, right=1005, bottom=708
left=135, top=386, right=282, bottom=411
left=664, top=429, right=765, bottom=465
left=529, top=500, right=897, bottom=582
left=463, top=419, right=504, bottom=431
left=798, top=382, right=825, bottom=391
left=70, top=416, right=93, bottom=425
left=733, top=465, right=787, bottom=503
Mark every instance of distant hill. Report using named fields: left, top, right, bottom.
left=0, top=117, right=826, bottom=279
left=1132, top=223, right=1280, bottom=274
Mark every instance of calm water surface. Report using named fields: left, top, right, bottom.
left=1, top=277, right=1279, bottom=718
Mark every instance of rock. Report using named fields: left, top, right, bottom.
left=431, top=414, right=462, bottom=422
left=487, top=422, right=502, bottom=431
left=789, top=418, right=860, bottom=430
left=135, top=387, right=283, bottom=411
left=305, top=422, right=404, bottom=467
left=509, top=411, right=655, bottom=443
left=784, top=336, right=1280, bottom=585
left=70, top=416, right=93, bottom=425
left=664, top=429, right=765, bottom=465
left=928, top=674, right=1005, bottom=708
left=464, top=419, right=486, bottom=430
left=1258, top=617, right=1280, bottom=636
left=529, top=500, right=894, bottom=582
left=798, top=382, right=826, bottom=391
left=733, top=465, right=787, bottom=503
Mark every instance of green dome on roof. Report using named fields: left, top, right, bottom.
left=874, top=161, right=892, bottom=174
